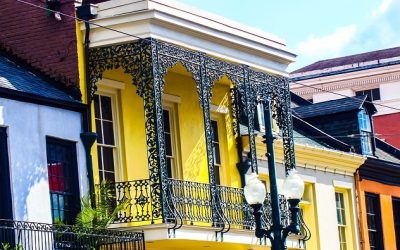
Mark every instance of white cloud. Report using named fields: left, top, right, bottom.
left=372, top=0, right=393, bottom=17
left=296, top=25, right=358, bottom=58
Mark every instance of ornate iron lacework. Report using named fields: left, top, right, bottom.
left=104, top=178, right=296, bottom=238
left=0, top=219, right=145, bottom=249
left=88, top=38, right=297, bottom=228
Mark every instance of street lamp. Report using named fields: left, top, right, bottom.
left=243, top=98, right=305, bottom=250
left=244, top=171, right=304, bottom=249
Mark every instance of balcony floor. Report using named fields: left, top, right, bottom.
left=112, top=223, right=304, bottom=250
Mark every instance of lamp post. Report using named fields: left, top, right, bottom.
left=243, top=99, right=304, bottom=250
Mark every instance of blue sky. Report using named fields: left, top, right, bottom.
left=177, top=0, right=400, bottom=71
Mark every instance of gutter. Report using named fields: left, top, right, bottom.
left=0, top=87, right=86, bottom=112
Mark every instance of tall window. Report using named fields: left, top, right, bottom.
left=0, top=127, right=12, bottom=220
left=365, top=193, right=384, bottom=249
left=392, top=198, right=400, bottom=249
left=335, top=192, right=347, bottom=250
left=356, top=88, right=380, bottom=101
left=46, top=138, right=80, bottom=224
left=358, top=110, right=373, bottom=155
left=211, top=120, right=221, bottom=185
left=94, top=94, right=117, bottom=182
left=163, top=108, right=178, bottom=178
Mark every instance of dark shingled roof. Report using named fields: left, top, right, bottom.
left=292, top=46, right=400, bottom=74
left=0, top=56, right=77, bottom=103
left=293, top=96, right=370, bottom=119
left=290, top=92, right=312, bottom=107
left=375, top=137, right=400, bottom=164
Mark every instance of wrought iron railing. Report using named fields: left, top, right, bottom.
left=0, top=219, right=145, bottom=250
left=167, top=179, right=214, bottom=226
left=103, top=178, right=291, bottom=231
left=104, top=180, right=155, bottom=223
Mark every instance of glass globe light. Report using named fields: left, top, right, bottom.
left=282, top=169, right=304, bottom=199
left=244, top=173, right=267, bottom=205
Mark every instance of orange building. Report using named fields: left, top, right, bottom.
left=356, top=154, right=400, bottom=249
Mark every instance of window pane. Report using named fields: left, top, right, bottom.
left=339, top=226, right=346, bottom=242
left=366, top=193, right=383, bottom=249
left=392, top=198, right=400, bottom=249
left=102, top=147, right=115, bottom=172
left=163, top=110, right=171, bottom=132
left=340, top=209, right=346, bottom=225
left=99, top=170, right=104, bottom=182
left=372, top=88, right=380, bottom=101
left=166, top=158, right=173, bottom=178
left=94, top=94, right=100, bottom=118
left=97, top=147, right=103, bottom=171
left=165, top=133, right=172, bottom=156
left=337, top=209, right=343, bottom=225
left=104, top=171, right=115, bottom=182
left=214, top=165, right=220, bottom=185
left=101, top=96, right=113, bottom=121
left=213, top=142, right=221, bottom=164
left=366, top=90, right=372, bottom=101
left=95, top=119, right=103, bottom=144
left=103, top=121, right=115, bottom=145
left=211, top=121, right=219, bottom=142
left=46, top=139, right=79, bottom=225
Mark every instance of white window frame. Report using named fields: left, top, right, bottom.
left=211, top=112, right=227, bottom=185
left=162, top=101, right=182, bottom=179
left=94, top=89, right=123, bottom=182
left=335, top=191, right=348, bottom=250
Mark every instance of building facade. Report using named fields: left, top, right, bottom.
left=74, top=1, right=366, bottom=250
left=0, top=53, right=145, bottom=248
left=290, top=47, right=400, bottom=148
left=0, top=0, right=376, bottom=249
left=356, top=156, right=400, bottom=250
left=292, top=91, right=400, bottom=250
left=0, top=54, right=86, bottom=224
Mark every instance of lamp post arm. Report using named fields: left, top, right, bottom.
left=251, top=204, right=273, bottom=242
left=281, top=198, right=302, bottom=249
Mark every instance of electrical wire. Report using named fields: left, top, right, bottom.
left=15, top=0, right=400, bottom=114
left=16, top=0, right=149, bottom=42
left=285, top=134, right=400, bottom=139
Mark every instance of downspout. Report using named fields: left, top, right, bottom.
left=79, top=0, right=97, bottom=201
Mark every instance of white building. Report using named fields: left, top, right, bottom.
left=0, top=54, right=88, bottom=224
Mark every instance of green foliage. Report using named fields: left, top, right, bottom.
left=1, top=243, right=22, bottom=250
left=75, top=181, right=128, bottom=230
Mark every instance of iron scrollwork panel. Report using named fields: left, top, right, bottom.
left=198, top=55, right=220, bottom=225
left=249, top=71, right=296, bottom=173
left=242, top=66, right=258, bottom=173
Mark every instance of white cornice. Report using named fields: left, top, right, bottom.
left=292, top=73, right=400, bottom=96
left=83, top=0, right=296, bottom=75
left=291, top=63, right=400, bottom=88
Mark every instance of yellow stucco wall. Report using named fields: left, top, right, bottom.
left=90, top=66, right=240, bottom=187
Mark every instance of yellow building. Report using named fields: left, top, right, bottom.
left=75, top=1, right=366, bottom=249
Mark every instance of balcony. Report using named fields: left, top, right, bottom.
left=0, top=219, right=145, bottom=250
left=103, top=178, right=293, bottom=233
